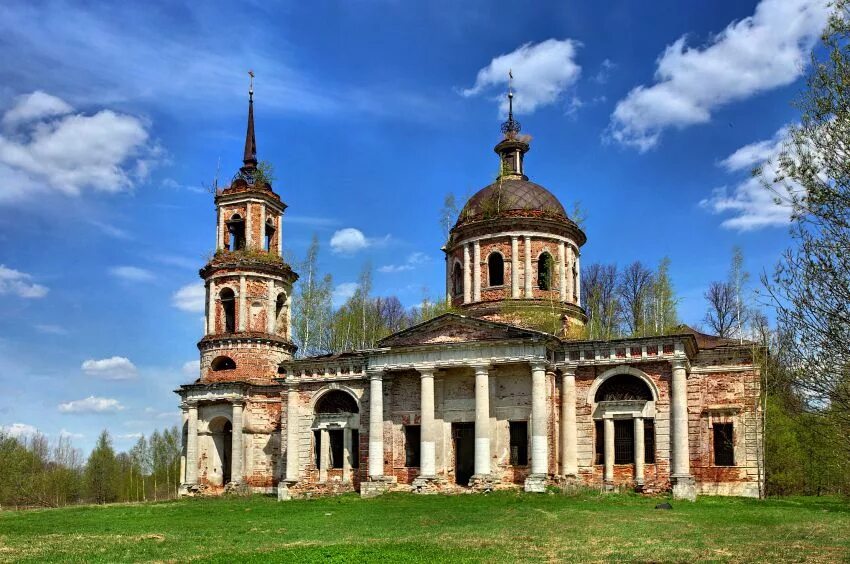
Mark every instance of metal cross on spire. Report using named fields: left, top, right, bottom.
left=501, top=69, right=521, bottom=138
left=242, top=70, right=258, bottom=169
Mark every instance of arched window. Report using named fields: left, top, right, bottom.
left=451, top=262, right=463, bottom=297
left=264, top=219, right=276, bottom=251
left=487, top=252, right=504, bottom=286
left=211, top=356, right=236, bottom=371
left=275, top=292, right=287, bottom=335
left=226, top=214, right=245, bottom=251
left=538, top=252, right=553, bottom=290
left=220, top=288, right=236, bottom=333
left=594, top=374, right=653, bottom=402
left=315, top=390, right=359, bottom=414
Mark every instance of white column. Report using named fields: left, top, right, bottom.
left=278, top=214, right=284, bottom=257
left=558, top=242, right=567, bottom=302
left=473, top=240, right=481, bottom=302
left=445, top=252, right=451, bottom=302
left=245, top=203, right=253, bottom=250
left=530, top=362, right=548, bottom=476
left=368, top=370, right=385, bottom=479
left=511, top=236, right=520, bottom=298
left=575, top=253, right=581, bottom=306
left=180, top=406, right=188, bottom=483
left=185, top=402, right=199, bottom=484
left=284, top=386, right=300, bottom=482
left=463, top=244, right=471, bottom=304
left=473, top=364, right=491, bottom=476
left=524, top=236, right=533, bottom=297
left=319, top=428, right=329, bottom=482
left=260, top=205, right=266, bottom=250
left=266, top=280, right=276, bottom=334
left=419, top=368, right=436, bottom=477
left=231, top=402, right=244, bottom=483
left=671, top=360, right=691, bottom=477
left=566, top=246, right=574, bottom=303
left=343, top=428, right=352, bottom=483
left=216, top=207, right=223, bottom=251
left=604, top=417, right=614, bottom=483
left=238, top=275, right=247, bottom=332
left=560, top=368, right=577, bottom=477
left=634, top=417, right=645, bottom=485
left=206, top=280, right=215, bottom=335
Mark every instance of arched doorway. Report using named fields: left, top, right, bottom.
left=209, top=417, right=232, bottom=486
left=313, top=390, right=360, bottom=483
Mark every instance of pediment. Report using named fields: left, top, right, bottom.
left=377, top=313, right=552, bottom=348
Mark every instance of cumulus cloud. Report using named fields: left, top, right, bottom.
left=182, top=360, right=200, bottom=376
left=700, top=126, right=798, bottom=230
left=378, top=252, right=431, bottom=273
left=109, top=265, right=156, bottom=283
left=81, top=356, right=138, bottom=380
left=462, top=39, right=582, bottom=115
left=0, top=91, right=160, bottom=203
left=608, top=0, right=829, bottom=151
left=329, top=228, right=389, bottom=255
left=0, top=265, right=48, bottom=298
left=58, top=396, right=124, bottom=414
left=0, top=422, right=39, bottom=437
left=59, top=428, right=84, bottom=439
left=332, top=282, right=359, bottom=307
left=172, top=282, right=205, bottom=313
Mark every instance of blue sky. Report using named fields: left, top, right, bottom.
left=0, top=0, right=828, bottom=453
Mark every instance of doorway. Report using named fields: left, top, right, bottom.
left=453, top=422, right=475, bottom=486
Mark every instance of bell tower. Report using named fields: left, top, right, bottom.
left=198, top=77, right=299, bottom=383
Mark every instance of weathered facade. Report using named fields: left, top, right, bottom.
left=177, top=87, right=763, bottom=501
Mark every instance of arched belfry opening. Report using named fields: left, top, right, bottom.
left=275, top=292, right=288, bottom=336
left=219, top=288, right=236, bottom=333
left=452, top=262, right=463, bottom=297
left=538, top=252, right=553, bottom=291
left=264, top=219, right=276, bottom=251
left=226, top=214, right=245, bottom=251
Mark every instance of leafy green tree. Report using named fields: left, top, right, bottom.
left=292, top=234, right=333, bottom=357
left=85, top=430, right=119, bottom=504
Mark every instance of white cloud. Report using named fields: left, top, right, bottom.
left=0, top=265, right=48, bottom=298
left=0, top=91, right=159, bottom=204
left=182, top=360, right=200, bottom=376
left=1, top=422, right=39, bottom=438
left=88, top=220, right=132, bottom=240
left=1, top=91, right=73, bottom=127
left=81, top=356, right=138, bottom=380
left=609, top=0, right=829, bottom=151
left=332, top=282, right=359, bottom=307
left=329, top=228, right=390, bottom=255
left=58, top=396, right=124, bottom=414
left=59, top=428, right=84, bottom=440
left=172, top=282, right=205, bottom=313
left=109, top=265, right=155, bottom=283
left=462, top=39, right=582, bottom=115
left=378, top=252, right=431, bottom=273
left=701, top=126, right=797, bottom=230
left=117, top=432, right=143, bottom=440
left=34, top=324, right=68, bottom=335
left=592, top=59, right=616, bottom=85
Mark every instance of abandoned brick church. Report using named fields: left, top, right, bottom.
left=176, top=84, right=763, bottom=501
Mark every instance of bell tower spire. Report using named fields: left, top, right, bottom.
left=242, top=70, right=257, bottom=171
left=495, top=69, right=529, bottom=180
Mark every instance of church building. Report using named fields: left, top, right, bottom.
left=176, top=83, right=763, bottom=501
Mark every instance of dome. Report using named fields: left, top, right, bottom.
left=457, top=179, right=567, bottom=224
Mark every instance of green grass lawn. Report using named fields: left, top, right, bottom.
left=0, top=491, right=848, bottom=563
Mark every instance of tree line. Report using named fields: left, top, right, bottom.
left=0, top=428, right=180, bottom=508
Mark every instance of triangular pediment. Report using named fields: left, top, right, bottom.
left=377, top=313, right=554, bottom=348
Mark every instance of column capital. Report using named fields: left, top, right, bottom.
left=469, top=361, right=491, bottom=375
left=232, top=400, right=245, bottom=408
left=560, top=365, right=577, bottom=378
left=366, top=368, right=385, bottom=380
left=416, top=366, right=436, bottom=379
left=182, top=399, right=199, bottom=409
left=529, top=360, right=547, bottom=373
left=670, top=358, right=690, bottom=373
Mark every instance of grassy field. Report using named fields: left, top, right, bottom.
left=0, top=491, right=848, bottom=563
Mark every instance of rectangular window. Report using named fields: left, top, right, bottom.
left=509, top=421, right=528, bottom=466
left=351, top=429, right=360, bottom=469
left=328, top=429, right=344, bottom=469
left=614, top=419, right=635, bottom=464
left=594, top=420, right=604, bottom=465
left=404, top=425, right=421, bottom=467
left=713, top=423, right=734, bottom=466
left=644, top=419, right=656, bottom=464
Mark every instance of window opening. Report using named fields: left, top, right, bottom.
left=538, top=252, right=553, bottom=290
left=713, top=423, right=734, bottom=466
left=509, top=421, right=528, bottom=466
left=404, top=425, right=421, bottom=467
left=614, top=419, right=635, bottom=464
left=220, top=288, right=236, bottom=333
left=488, top=253, right=504, bottom=286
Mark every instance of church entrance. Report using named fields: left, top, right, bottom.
left=452, top=422, right=475, bottom=486
left=209, top=417, right=232, bottom=485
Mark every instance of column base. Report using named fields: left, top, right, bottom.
left=178, top=483, right=203, bottom=497
left=360, top=476, right=397, bottom=499
left=277, top=480, right=297, bottom=501
left=671, top=475, right=696, bottom=501
left=469, top=474, right=496, bottom=493
left=224, top=481, right=250, bottom=495
left=411, top=475, right=447, bottom=494
left=524, top=474, right=547, bottom=493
